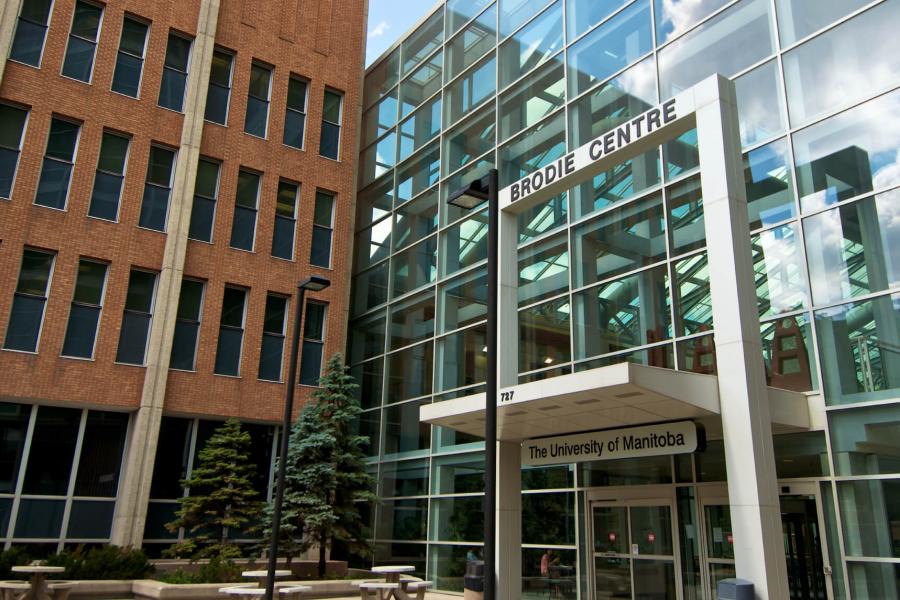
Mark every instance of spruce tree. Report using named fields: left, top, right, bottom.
left=166, top=418, right=263, bottom=559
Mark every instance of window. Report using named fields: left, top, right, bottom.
left=244, top=62, right=271, bottom=137
left=35, top=117, right=80, bottom=210
left=0, top=104, right=28, bottom=199
left=309, top=190, right=334, bottom=267
left=116, top=270, right=156, bottom=364
left=188, top=158, right=219, bottom=242
left=283, top=77, right=308, bottom=149
left=272, top=180, right=298, bottom=260
left=158, top=32, right=192, bottom=111
left=299, top=301, right=326, bottom=385
left=61, top=260, right=107, bottom=358
left=258, top=294, right=287, bottom=381
left=204, top=48, right=233, bottom=124
left=9, top=0, right=53, bottom=66
left=319, top=89, right=342, bottom=159
left=88, top=131, right=129, bottom=221
left=4, top=249, right=55, bottom=352
left=111, top=16, right=149, bottom=97
left=230, top=169, right=259, bottom=251
left=139, top=145, right=176, bottom=231
left=61, top=1, right=102, bottom=82
left=214, top=286, right=246, bottom=376
left=170, top=279, right=203, bottom=370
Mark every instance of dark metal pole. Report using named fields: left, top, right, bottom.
left=484, top=168, right=499, bottom=600
left=264, top=284, right=306, bottom=600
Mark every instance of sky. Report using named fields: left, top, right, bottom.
left=366, top=0, right=438, bottom=66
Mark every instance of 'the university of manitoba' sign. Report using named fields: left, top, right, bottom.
left=522, top=421, right=700, bottom=467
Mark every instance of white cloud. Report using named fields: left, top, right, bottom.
left=368, top=20, right=390, bottom=39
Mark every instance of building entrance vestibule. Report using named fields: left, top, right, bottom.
left=586, top=483, right=833, bottom=600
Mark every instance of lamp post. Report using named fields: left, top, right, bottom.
left=264, top=275, right=331, bottom=600
left=447, top=169, right=498, bottom=600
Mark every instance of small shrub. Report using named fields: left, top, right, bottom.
left=156, top=557, right=244, bottom=584
left=44, top=545, right=154, bottom=580
left=0, top=547, right=31, bottom=579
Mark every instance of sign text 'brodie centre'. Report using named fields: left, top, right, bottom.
left=505, top=98, right=678, bottom=205
left=522, top=420, right=700, bottom=467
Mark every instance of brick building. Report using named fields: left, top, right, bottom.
left=0, top=0, right=366, bottom=554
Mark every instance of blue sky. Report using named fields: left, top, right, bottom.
left=366, top=0, right=437, bottom=65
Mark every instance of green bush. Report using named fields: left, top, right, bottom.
left=156, top=556, right=244, bottom=584
left=44, top=545, right=154, bottom=580
left=0, top=547, right=31, bottom=579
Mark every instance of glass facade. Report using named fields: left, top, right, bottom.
left=353, top=0, right=900, bottom=596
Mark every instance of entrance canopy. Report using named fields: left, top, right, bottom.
left=419, top=363, right=813, bottom=442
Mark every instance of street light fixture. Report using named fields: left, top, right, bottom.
left=265, top=275, right=331, bottom=600
left=448, top=169, right=498, bottom=600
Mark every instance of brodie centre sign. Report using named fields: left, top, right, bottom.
left=522, top=421, right=700, bottom=467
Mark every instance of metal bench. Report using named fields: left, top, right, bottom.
left=358, top=581, right=400, bottom=600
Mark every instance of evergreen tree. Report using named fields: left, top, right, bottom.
left=166, top=418, right=263, bottom=559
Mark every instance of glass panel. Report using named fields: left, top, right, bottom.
left=674, top=252, right=712, bottom=335
left=595, top=556, right=631, bottom=598
left=499, top=60, right=564, bottom=143
left=386, top=342, right=433, bottom=402
left=839, top=479, right=900, bottom=559
left=63, top=36, right=97, bottom=82
left=446, top=4, right=496, bottom=80
left=500, top=0, right=553, bottom=36
left=354, top=219, right=392, bottom=273
left=352, top=358, right=383, bottom=410
left=428, top=544, right=473, bottom=592
left=829, top=403, right=900, bottom=475
left=394, top=187, right=438, bottom=249
left=14, top=499, right=64, bottom=538
left=776, top=0, right=870, bottom=46
left=572, top=193, right=665, bottom=288
left=352, top=262, right=389, bottom=315
left=667, top=174, right=705, bottom=255
left=793, top=87, right=900, bottom=212
left=365, top=49, right=400, bottom=108
left=23, top=406, right=81, bottom=495
left=593, top=504, right=628, bottom=553
left=705, top=504, right=734, bottom=559
left=362, top=89, right=396, bottom=147
left=443, top=154, right=496, bottom=224
left=744, top=138, right=794, bottom=231
left=400, top=51, right=442, bottom=119
left=773, top=431, right=827, bottom=478
left=383, top=398, right=431, bottom=455
left=432, top=453, right=485, bottom=494
left=349, top=311, right=385, bottom=365
left=0, top=403, right=30, bottom=494
left=567, top=0, right=631, bottom=40
left=398, top=95, right=441, bottom=161
left=359, top=132, right=395, bottom=186
left=442, top=209, right=488, bottom=277
left=381, top=459, right=429, bottom=496
left=67, top=501, right=114, bottom=539
left=392, top=236, right=437, bottom=296
left=575, top=343, right=674, bottom=372
left=498, top=1, right=562, bottom=88
left=846, top=562, right=900, bottom=599
left=664, top=128, right=698, bottom=180
left=139, top=183, right=171, bottom=231
left=401, top=10, right=443, bottom=75
left=431, top=496, right=483, bottom=541
left=782, top=1, right=900, bottom=127
left=734, top=59, right=785, bottom=148
left=752, top=224, right=808, bottom=318
left=654, top=0, right=730, bottom=43
left=566, top=0, right=652, bottom=98
left=444, top=54, right=495, bottom=127
left=573, top=264, right=670, bottom=360
left=520, top=296, right=570, bottom=372
left=45, top=116, right=79, bottom=159
left=440, top=267, right=488, bottom=333
left=396, top=143, right=439, bottom=203
left=390, top=292, right=435, bottom=350
left=448, top=0, right=494, bottom=35
left=61, top=304, right=100, bottom=358
left=518, top=234, right=568, bottom=305
left=499, top=111, right=565, bottom=187
left=436, top=323, right=488, bottom=391
left=657, top=0, right=774, bottom=99
left=443, top=106, right=495, bottom=175
left=583, top=455, right=673, bottom=486
left=519, top=192, right=567, bottom=243
left=148, top=417, right=191, bottom=499
left=804, top=192, right=900, bottom=306
left=377, top=499, right=427, bottom=540
left=357, top=174, right=393, bottom=231
left=677, top=333, right=717, bottom=375
left=523, top=491, right=575, bottom=545
left=761, top=314, right=817, bottom=392
left=632, top=505, right=673, bottom=555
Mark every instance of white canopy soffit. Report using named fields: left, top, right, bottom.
left=419, top=363, right=814, bottom=442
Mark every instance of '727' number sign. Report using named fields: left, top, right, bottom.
left=499, top=388, right=515, bottom=403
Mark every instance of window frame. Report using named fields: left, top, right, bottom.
left=111, top=14, right=150, bottom=99
left=309, top=189, right=335, bottom=268
left=34, top=116, right=81, bottom=211
left=229, top=168, right=261, bottom=252
left=115, top=269, right=158, bottom=366
left=283, top=75, right=309, bottom=150
left=157, top=30, right=193, bottom=112
left=204, top=47, right=234, bottom=126
left=244, top=61, right=273, bottom=138
left=3, top=248, right=56, bottom=354
left=87, top=130, right=131, bottom=222
left=60, top=0, right=104, bottom=83
left=60, top=259, right=109, bottom=360
left=0, top=102, right=30, bottom=200
left=169, top=278, right=205, bottom=371
left=187, top=157, right=220, bottom=243
left=138, top=144, right=177, bottom=232
left=271, top=179, right=299, bottom=261
left=258, top=293, right=288, bottom=382
left=298, top=300, right=327, bottom=386
left=319, top=88, right=343, bottom=160
left=214, top=285, right=248, bottom=377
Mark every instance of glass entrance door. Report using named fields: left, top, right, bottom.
left=590, top=498, right=680, bottom=599
left=698, top=484, right=833, bottom=599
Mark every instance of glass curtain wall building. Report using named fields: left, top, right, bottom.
left=350, top=0, right=900, bottom=598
